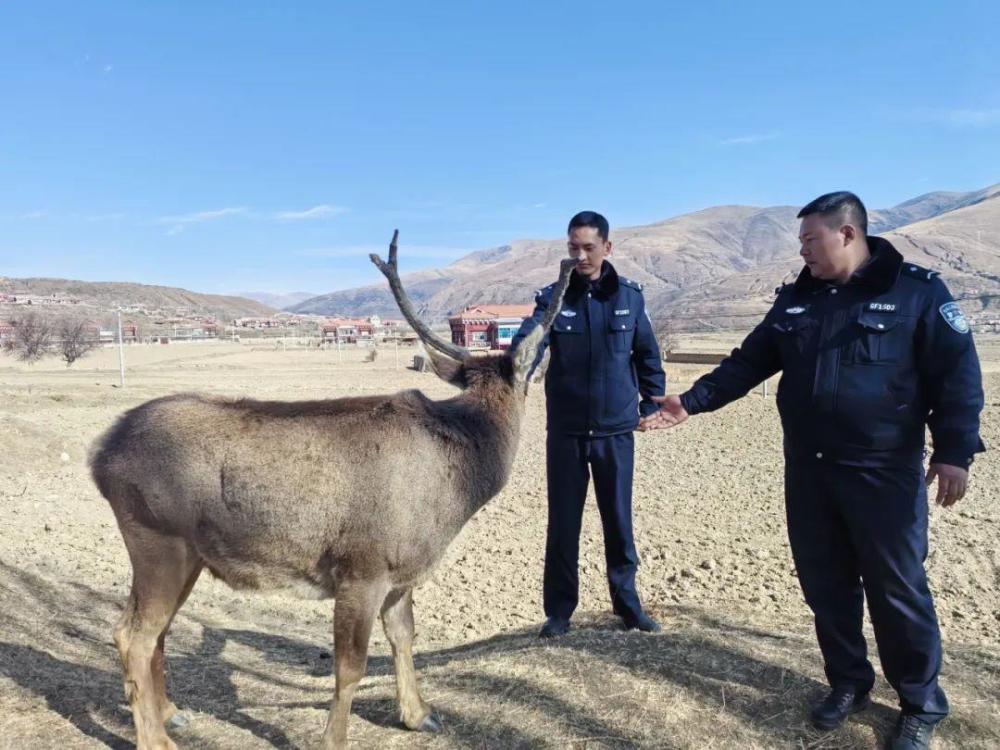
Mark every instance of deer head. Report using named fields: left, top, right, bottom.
left=370, top=231, right=575, bottom=391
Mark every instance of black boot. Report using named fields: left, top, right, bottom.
left=810, top=687, right=870, bottom=730
left=539, top=617, right=570, bottom=638
left=884, top=714, right=935, bottom=750
left=623, top=611, right=662, bottom=633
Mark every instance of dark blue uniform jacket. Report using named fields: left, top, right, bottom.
left=680, top=236, right=986, bottom=468
left=512, top=261, right=666, bottom=437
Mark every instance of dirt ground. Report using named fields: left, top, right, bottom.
left=1, top=338, right=998, bottom=749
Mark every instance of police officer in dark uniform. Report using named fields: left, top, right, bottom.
left=512, top=211, right=666, bottom=638
left=649, top=192, right=984, bottom=750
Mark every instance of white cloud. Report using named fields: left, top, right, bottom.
left=937, top=108, right=1000, bottom=127
left=158, top=207, right=247, bottom=225
left=158, top=207, right=247, bottom=237
left=718, top=132, right=779, bottom=146
left=103, top=64, right=113, bottom=74
left=274, top=204, right=349, bottom=221
left=21, top=210, right=47, bottom=220
left=156, top=203, right=348, bottom=235
left=294, top=245, right=471, bottom=261
left=903, top=107, right=1000, bottom=128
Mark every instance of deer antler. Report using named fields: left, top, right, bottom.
left=538, top=258, right=578, bottom=333
left=511, top=257, right=578, bottom=388
left=371, top=230, right=469, bottom=361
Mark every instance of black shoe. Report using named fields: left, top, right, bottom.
left=539, top=617, right=570, bottom=638
left=623, top=612, right=662, bottom=633
left=884, top=714, right=935, bottom=750
left=810, top=687, right=870, bottom=730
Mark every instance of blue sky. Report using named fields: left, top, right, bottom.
left=1, top=1, right=998, bottom=295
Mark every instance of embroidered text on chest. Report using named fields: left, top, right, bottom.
left=868, top=302, right=897, bottom=312
left=614, top=309, right=630, bottom=316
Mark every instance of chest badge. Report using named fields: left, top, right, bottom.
left=559, top=310, right=577, bottom=317
left=939, top=302, right=970, bottom=334
left=868, top=302, right=897, bottom=312
left=785, top=306, right=807, bottom=315
left=614, top=309, right=630, bottom=316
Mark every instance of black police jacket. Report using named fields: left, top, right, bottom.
left=680, top=236, right=986, bottom=468
left=512, top=261, right=666, bottom=436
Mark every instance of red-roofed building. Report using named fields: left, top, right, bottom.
left=322, top=315, right=406, bottom=343
left=448, top=304, right=535, bottom=350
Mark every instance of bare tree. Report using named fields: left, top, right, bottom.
left=89, top=231, right=577, bottom=750
left=2, top=312, right=53, bottom=363
left=58, top=320, right=100, bottom=367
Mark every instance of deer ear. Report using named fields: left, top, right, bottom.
left=426, top=348, right=467, bottom=388
left=511, top=324, right=546, bottom=383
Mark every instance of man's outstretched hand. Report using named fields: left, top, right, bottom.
left=637, top=394, right=690, bottom=431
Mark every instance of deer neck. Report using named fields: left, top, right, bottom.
left=451, top=380, right=524, bottom=521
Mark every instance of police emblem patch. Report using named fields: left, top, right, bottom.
left=559, top=310, right=577, bottom=317
left=939, top=302, right=969, bottom=334
left=785, top=306, right=806, bottom=315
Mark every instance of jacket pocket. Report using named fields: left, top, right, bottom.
left=771, top=315, right=817, bottom=359
left=852, top=311, right=906, bottom=364
left=607, top=314, right=637, bottom=354
left=548, top=314, right=585, bottom=374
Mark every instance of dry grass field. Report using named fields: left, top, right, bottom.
left=1, top=338, right=998, bottom=749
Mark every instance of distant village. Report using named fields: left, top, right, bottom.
left=0, top=288, right=541, bottom=350
left=3, top=288, right=998, bottom=350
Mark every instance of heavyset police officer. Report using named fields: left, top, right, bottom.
left=648, top=192, right=985, bottom=750
left=512, top=211, right=666, bottom=638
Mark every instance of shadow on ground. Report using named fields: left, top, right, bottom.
left=1, top=560, right=997, bottom=749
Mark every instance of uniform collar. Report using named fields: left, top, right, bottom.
left=793, top=236, right=903, bottom=296
left=568, top=260, right=620, bottom=299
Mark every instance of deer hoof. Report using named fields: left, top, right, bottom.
left=418, top=713, right=443, bottom=733
left=168, top=712, right=190, bottom=729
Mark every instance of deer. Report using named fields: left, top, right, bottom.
left=89, top=232, right=577, bottom=750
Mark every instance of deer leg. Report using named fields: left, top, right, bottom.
left=322, top=580, right=388, bottom=750
left=381, top=587, right=440, bottom=732
left=152, top=562, right=203, bottom=725
left=113, top=525, right=200, bottom=750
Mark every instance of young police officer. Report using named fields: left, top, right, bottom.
left=649, top=192, right=985, bottom=750
left=512, top=211, right=666, bottom=638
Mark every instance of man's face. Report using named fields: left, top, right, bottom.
left=798, top=214, right=853, bottom=281
left=567, top=226, right=612, bottom=280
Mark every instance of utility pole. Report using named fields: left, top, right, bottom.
left=117, top=309, right=126, bottom=387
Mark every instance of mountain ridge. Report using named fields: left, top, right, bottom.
left=289, top=184, right=1000, bottom=326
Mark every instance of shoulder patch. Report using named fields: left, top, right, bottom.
left=939, top=301, right=970, bottom=334
left=902, top=263, right=939, bottom=282
left=620, top=277, right=643, bottom=292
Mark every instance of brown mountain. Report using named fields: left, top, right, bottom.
left=0, top=277, right=275, bottom=328
left=662, top=191, right=1000, bottom=330
left=290, top=185, right=1000, bottom=328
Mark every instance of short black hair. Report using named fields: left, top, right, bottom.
left=567, top=211, right=610, bottom=242
left=797, top=191, right=868, bottom=235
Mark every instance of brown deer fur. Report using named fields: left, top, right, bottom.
left=89, top=235, right=575, bottom=750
